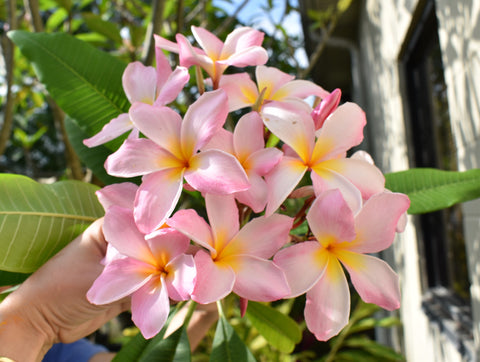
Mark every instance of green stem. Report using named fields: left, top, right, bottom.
left=183, top=300, right=198, bottom=328
left=216, top=299, right=225, bottom=319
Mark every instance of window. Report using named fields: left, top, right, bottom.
left=401, top=0, right=473, bottom=356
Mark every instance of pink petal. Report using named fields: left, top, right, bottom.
left=175, top=33, right=213, bottom=74
left=83, top=113, right=133, bottom=148
left=311, top=88, right=341, bottom=129
left=205, top=194, right=239, bottom=248
left=96, top=182, right=138, bottom=211
left=134, top=169, right=184, bottom=234
left=181, top=89, right=229, bottom=156
left=219, top=46, right=269, bottom=68
left=233, top=112, right=264, bottom=161
left=274, top=80, right=329, bottom=101
left=87, top=257, right=152, bottom=305
left=310, top=167, right=363, bottom=214
left=261, top=102, right=315, bottom=162
left=191, top=250, right=235, bottom=304
left=265, top=156, right=308, bottom=216
left=338, top=251, right=400, bottom=311
left=105, top=138, right=178, bottom=177
left=129, top=103, right=183, bottom=158
left=154, top=66, right=190, bottom=106
left=201, top=127, right=234, bottom=154
left=165, top=253, right=196, bottom=301
left=221, top=27, right=265, bottom=58
left=348, top=192, right=410, bottom=253
left=247, top=147, right=283, bottom=176
left=315, top=158, right=385, bottom=200
left=313, top=103, right=366, bottom=161
left=273, top=241, right=326, bottom=297
left=131, top=278, right=170, bottom=339
left=234, top=173, right=268, bottom=213
left=256, top=66, right=294, bottom=96
left=167, top=209, right=216, bottom=254
left=184, top=149, right=249, bottom=194
left=304, top=256, right=350, bottom=341
left=154, top=48, right=173, bottom=89
left=218, top=73, right=258, bottom=112
left=103, top=206, right=155, bottom=262
left=122, top=62, right=157, bottom=104
left=225, top=213, right=292, bottom=259
left=191, top=26, right=223, bottom=59
left=229, top=255, right=290, bottom=302
left=154, top=34, right=180, bottom=53
left=306, top=189, right=356, bottom=246
left=146, top=228, right=190, bottom=261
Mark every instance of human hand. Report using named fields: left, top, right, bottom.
left=0, top=218, right=130, bottom=361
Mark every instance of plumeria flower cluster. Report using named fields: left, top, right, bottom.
left=85, top=26, right=410, bottom=341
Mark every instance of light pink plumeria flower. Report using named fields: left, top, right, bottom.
left=262, top=101, right=385, bottom=215
left=84, top=50, right=189, bottom=147
left=87, top=205, right=196, bottom=339
left=167, top=193, right=292, bottom=304
left=203, top=112, right=282, bottom=212
left=155, top=26, right=268, bottom=88
left=217, top=65, right=329, bottom=113
left=104, top=89, right=250, bottom=235
left=274, top=189, right=410, bottom=341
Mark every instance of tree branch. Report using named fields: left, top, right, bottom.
left=0, top=0, right=18, bottom=156
left=141, top=0, right=165, bottom=66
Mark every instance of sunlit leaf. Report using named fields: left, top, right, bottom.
left=8, top=30, right=129, bottom=141
left=385, top=168, right=480, bottom=214
left=246, top=301, right=301, bottom=353
left=0, top=174, right=104, bottom=273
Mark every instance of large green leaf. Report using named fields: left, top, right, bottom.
left=385, top=168, right=480, bottom=214
left=246, top=301, right=301, bottom=353
left=7, top=30, right=129, bottom=146
left=210, top=315, right=256, bottom=362
left=0, top=174, right=104, bottom=273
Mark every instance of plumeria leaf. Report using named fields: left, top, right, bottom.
left=246, top=301, right=302, bottom=353
left=112, top=332, right=150, bottom=362
left=8, top=30, right=129, bottom=150
left=385, top=168, right=480, bottom=214
left=140, top=326, right=191, bottom=362
left=210, top=315, right=257, bottom=362
left=0, top=174, right=104, bottom=274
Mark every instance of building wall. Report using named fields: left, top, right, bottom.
left=436, top=0, right=480, bottom=348
left=357, top=0, right=479, bottom=360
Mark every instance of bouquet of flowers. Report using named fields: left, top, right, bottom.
left=82, top=25, right=410, bottom=343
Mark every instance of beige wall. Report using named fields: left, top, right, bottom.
left=357, top=0, right=479, bottom=360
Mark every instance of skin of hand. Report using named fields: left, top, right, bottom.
left=0, top=218, right=130, bottom=362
